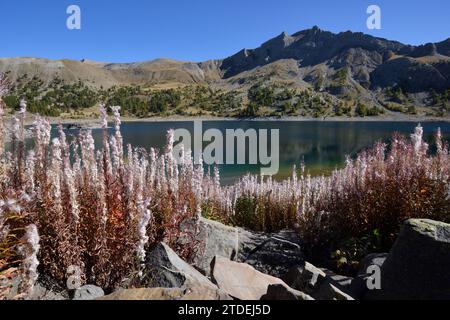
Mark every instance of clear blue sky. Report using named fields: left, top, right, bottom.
left=0, top=0, right=449, bottom=62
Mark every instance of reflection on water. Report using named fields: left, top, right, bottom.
left=47, top=121, right=450, bottom=185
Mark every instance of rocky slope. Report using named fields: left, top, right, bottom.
left=0, top=57, right=221, bottom=88
left=1, top=26, right=449, bottom=112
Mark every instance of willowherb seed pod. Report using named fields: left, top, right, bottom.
left=19, top=224, right=40, bottom=298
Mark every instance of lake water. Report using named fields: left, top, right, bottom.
left=59, top=121, right=450, bottom=185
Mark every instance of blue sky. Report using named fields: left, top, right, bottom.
left=0, top=0, right=449, bottom=62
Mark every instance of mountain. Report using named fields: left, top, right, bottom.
left=0, top=57, right=221, bottom=88
left=1, top=26, right=449, bottom=117
left=221, top=26, right=450, bottom=92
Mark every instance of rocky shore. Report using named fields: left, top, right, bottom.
left=4, top=217, right=449, bottom=301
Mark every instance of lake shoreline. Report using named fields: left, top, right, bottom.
left=8, top=114, right=450, bottom=184
left=16, top=114, right=450, bottom=128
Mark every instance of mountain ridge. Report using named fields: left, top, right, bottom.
left=1, top=26, right=449, bottom=87
left=1, top=26, right=449, bottom=118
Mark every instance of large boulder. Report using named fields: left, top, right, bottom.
left=211, top=256, right=286, bottom=300
left=194, top=218, right=304, bottom=278
left=193, top=218, right=240, bottom=275
left=142, top=242, right=230, bottom=300
left=369, top=219, right=450, bottom=300
left=238, top=229, right=304, bottom=278
left=143, top=242, right=215, bottom=288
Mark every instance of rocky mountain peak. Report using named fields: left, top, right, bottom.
left=220, top=27, right=405, bottom=77
left=1, top=26, right=448, bottom=106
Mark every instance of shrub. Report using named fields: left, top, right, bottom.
left=355, top=103, right=367, bottom=117
left=385, top=103, right=405, bottom=113
left=248, top=84, right=275, bottom=107
left=148, top=90, right=181, bottom=114
left=0, top=101, right=207, bottom=294
left=407, top=105, right=418, bottom=115
left=1, top=75, right=40, bottom=299
left=241, top=102, right=260, bottom=117
left=214, top=126, right=450, bottom=265
left=1, top=70, right=449, bottom=294
left=366, top=106, right=383, bottom=116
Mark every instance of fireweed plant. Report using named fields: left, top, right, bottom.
left=212, top=125, right=450, bottom=263
left=0, top=85, right=207, bottom=295
left=0, top=71, right=449, bottom=297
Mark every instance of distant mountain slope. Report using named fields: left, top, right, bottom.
left=0, top=26, right=449, bottom=113
left=220, top=26, right=450, bottom=93
left=0, top=57, right=224, bottom=88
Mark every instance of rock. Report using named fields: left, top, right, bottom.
left=182, top=282, right=232, bottom=300
left=410, top=43, right=438, bottom=57
left=142, top=242, right=230, bottom=300
left=282, top=262, right=327, bottom=292
left=99, top=288, right=185, bottom=300
left=321, top=269, right=353, bottom=291
left=34, top=275, right=70, bottom=300
left=315, top=283, right=355, bottom=301
left=238, top=229, right=304, bottom=278
left=349, top=253, right=388, bottom=299
left=211, top=256, right=286, bottom=300
left=194, top=218, right=304, bottom=278
left=99, top=286, right=231, bottom=301
left=143, top=242, right=216, bottom=289
left=29, top=283, right=68, bottom=300
left=283, top=262, right=355, bottom=300
left=359, top=253, right=388, bottom=276
left=367, top=219, right=450, bottom=300
left=221, top=27, right=405, bottom=78
left=349, top=277, right=370, bottom=300
left=261, top=284, right=314, bottom=300
left=73, top=285, right=104, bottom=300
left=2, top=274, right=69, bottom=300
left=194, top=217, right=239, bottom=275
left=371, top=57, right=448, bottom=92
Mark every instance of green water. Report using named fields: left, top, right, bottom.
left=59, top=121, right=450, bottom=185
